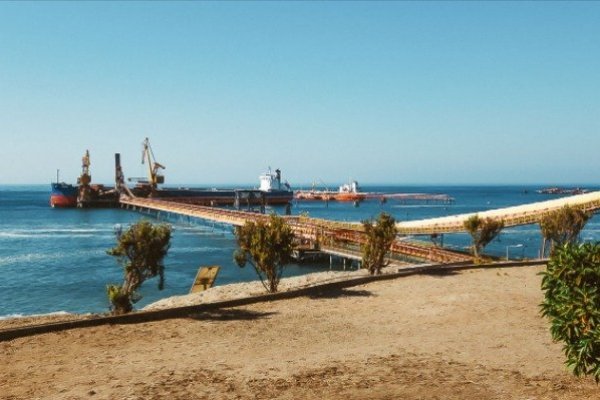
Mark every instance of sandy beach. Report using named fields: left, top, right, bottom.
left=2, top=264, right=600, bottom=399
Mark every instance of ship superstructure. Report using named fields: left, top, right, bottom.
left=50, top=139, right=294, bottom=208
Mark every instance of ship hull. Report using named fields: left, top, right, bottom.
left=151, top=188, right=293, bottom=206
left=334, top=193, right=366, bottom=202
left=50, top=183, right=78, bottom=208
left=263, top=191, right=294, bottom=205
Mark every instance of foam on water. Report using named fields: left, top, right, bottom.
left=0, top=311, right=74, bottom=320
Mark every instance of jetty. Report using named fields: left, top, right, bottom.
left=120, top=197, right=471, bottom=264
left=396, top=190, right=600, bottom=235
left=120, top=189, right=600, bottom=264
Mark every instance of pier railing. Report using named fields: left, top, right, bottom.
left=119, top=196, right=472, bottom=263
left=121, top=192, right=600, bottom=261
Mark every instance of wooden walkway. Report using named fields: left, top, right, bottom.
left=396, top=190, right=600, bottom=235
left=119, top=197, right=471, bottom=263
left=120, top=191, right=600, bottom=262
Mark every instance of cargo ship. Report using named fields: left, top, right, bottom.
left=126, top=139, right=293, bottom=206
left=51, top=139, right=294, bottom=208
left=141, top=168, right=293, bottom=206
left=50, top=171, right=78, bottom=208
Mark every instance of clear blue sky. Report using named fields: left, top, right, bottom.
left=1, top=2, right=598, bottom=186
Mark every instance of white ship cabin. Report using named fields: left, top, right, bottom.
left=339, top=180, right=360, bottom=193
left=259, top=168, right=290, bottom=192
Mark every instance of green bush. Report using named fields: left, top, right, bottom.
left=540, top=242, right=600, bottom=381
left=540, top=205, right=591, bottom=255
left=463, top=215, right=504, bottom=258
left=361, top=212, right=397, bottom=275
left=107, top=220, right=171, bottom=314
left=234, top=214, right=294, bottom=293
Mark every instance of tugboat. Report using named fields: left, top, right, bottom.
left=50, top=170, right=78, bottom=208
left=334, top=180, right=366, bottom=202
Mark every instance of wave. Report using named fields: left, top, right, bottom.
left=169, top=246, right=228, bottom=254
left=391, top=204, right=459, bottom=209
left=0, top=249, right=104, bottom=267
left=0, top=227, right=115, bottom=239
left=0, top=310, right=77, bottom=320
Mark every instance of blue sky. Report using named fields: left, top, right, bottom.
left=0, top=2, right=598, bottom=186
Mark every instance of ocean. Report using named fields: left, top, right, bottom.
left=1, top=184, right=599, bottom=318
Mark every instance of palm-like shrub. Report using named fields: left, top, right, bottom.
left=361, top=212, right=397, bottom=275
left=540, top=205, right=591, bottom=255
left=107, top=220, right=171, bottom=314
left=234, top=214, right=294, bottom=293
left=464, top=215, right=504, bottom=258
left=540, top=242, right=600, bottom=381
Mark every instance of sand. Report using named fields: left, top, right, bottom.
left=2, top=264, right=600, bottom=399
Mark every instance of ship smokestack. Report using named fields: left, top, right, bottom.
left=276, top=169, right=281, bottom=190
left=115, top=153, right=123, bottom=192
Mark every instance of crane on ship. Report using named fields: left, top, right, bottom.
left=142, top=137, right=165, bottom=189
left=77, top=150, right=92, bottom=205
left=128, top=138, right=165, bottom=190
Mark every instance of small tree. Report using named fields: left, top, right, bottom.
left=361, top=212, right=397, bottom=275
left=540, top=205, right=591, bottom=255
left=107, top=220, right=171, bottom=314
left=464, top=215, right=504, bottom=258
left=540, top=242, right=600, bottom=382
left=234, top=214, right=294, bottom=293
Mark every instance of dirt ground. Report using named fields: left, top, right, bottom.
left=2, top=265, right=600, bottom=399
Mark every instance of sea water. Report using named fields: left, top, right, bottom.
left=1, top=184, right=599, bottom=318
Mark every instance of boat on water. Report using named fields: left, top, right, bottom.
left=294, top=180, right=454, bottom=204
left=50, top=170, right=78, bottom=208
left=334, top=180, right=366, bottom=202
left=147, top=168, right=293, bottom=206
left=129, top=139, right=293, bottom=206
left=294, top=180, right=365, bottom=202
left=257, top=168, right=294, bottom=204
left=51, top=139, right=294, bottom=208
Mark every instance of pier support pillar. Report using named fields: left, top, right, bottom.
left=234, top=192, right=240, bottom=210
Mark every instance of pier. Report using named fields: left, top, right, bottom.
left=120, top=197, right=472, bottom=264
left=119, top=190, right=600, bottom=264
left=396, top=190, right=600, bottom=235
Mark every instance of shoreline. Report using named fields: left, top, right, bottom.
left=0, top=267, right=378, bottom=331
left=0, top=260, right=544, bottom=333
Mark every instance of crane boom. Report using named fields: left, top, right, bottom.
left=141, top=137, right=165, bottom=189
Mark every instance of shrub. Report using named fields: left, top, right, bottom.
left=540, top=242, right=600, bottom=382
left=464, top=215, right=504, bottom=258
left=361, top=212, right=397, bottom=275
left=234, top=214, right=294, bottom=293
left=107, top=220, right=171, bottom=314
left=540, top=205, right=591, bottom=255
